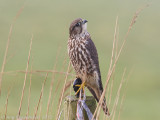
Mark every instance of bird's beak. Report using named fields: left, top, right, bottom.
left=83, top=20, right=88, bottom=24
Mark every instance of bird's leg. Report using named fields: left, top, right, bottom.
left=83, top=87, right=86, bottom=101
left=75, top=82, right=85, bottom=92
left=75, top=85, right=81, bottom=87
left=75, top=81, right=86, bottom=96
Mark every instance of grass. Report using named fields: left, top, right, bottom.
left=18, top=34, right=33, bottom=119
left=0, top=1, right=160, bottom=120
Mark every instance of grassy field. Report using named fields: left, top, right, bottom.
left=0, top=0, right=160, bottom=120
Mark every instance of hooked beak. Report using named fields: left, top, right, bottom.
left=83, top=20, right=88, bottom=24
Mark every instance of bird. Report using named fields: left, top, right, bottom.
left=67, top=18, right=109, bottom=115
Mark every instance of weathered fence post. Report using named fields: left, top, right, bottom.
left=64, top=96, right=96, bottom=120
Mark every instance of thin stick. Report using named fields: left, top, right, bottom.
left=108, top=27, right=119, bottom=106
left=108, top=16, right=118, bottom=78
left=115, top=26, right=119, bottom=58
left=3, top=70, right=75, bottom=77
left=111, top=68, right=126, bottom=120
left=114, top=4, right=149, bottom=67
left=117, top=90, right=125, bottom=120
left=108, top=26, right=119, bottom=110
left=118, top=68, right=133, bottom=120
left=18, top=34, right=33, bottom=118
left=39, top=92, right=43, bottom=120
left=46, top=47, right=61, bottom=119
left=108, top=75, right=114, bottom=108
left=25, top=64, right=33, bottom=120
left=96, top=16, right=119, bottom=119
left=34, top=73, right=48, bottom=120
left=0, top=25, right=12, bottom=94
left=50, top=53, right=69, bottom=114
left=4, top=88, right=11, bottom=120
left=67, top=76, right=74, bottom=120
left=0, top=3, right=25, bottom=94
left=56, top=62, right=71, bottom=120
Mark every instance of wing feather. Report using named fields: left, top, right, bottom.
left=85, top=38, right=103, bottom=91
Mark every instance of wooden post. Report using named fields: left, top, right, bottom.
left=64, top=96, right=96, bottom=120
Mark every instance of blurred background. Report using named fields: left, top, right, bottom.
left=0, top=0, right=160, bottom=120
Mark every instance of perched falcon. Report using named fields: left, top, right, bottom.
left=68, top=18, right=109, bottom=115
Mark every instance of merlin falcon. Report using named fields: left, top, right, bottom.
left=68, top=18, right=109, bottom=115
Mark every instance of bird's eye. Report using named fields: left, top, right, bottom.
left=75, top=22, right=80, bottom=27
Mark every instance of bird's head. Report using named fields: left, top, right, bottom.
left=69, top=18, right=88, bottom=37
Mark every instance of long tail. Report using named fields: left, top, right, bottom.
left=87, top=87, right=110, bottom=116
left=101, top=97, right=110, bottom=116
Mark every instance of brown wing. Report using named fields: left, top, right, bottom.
left=85, top=38, right=110, bottom=115
left=85, top=38, right=103, bottom=91
left=87, top=86, right=99, bottom=102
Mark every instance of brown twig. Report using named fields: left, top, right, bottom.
left=108, top=75, right=114, bottom=108
left=67, top=77, right=74, bottom=119
left=0, top=2, right=25, bottom=94
left=96, top=16, right=119, bottom=119
left=39, top=91, right=43, bottom=120
left=111, top=68, right=126, bottom=120
left=46, top=47, right=61, bottom=120
left=115, top=26, right=119, bottom=58
left=3, top=70, right=75, bottom=77
left=18, top=34, right=33, bottom=118
left=0, top=24, right=13, bottom=95
left=4, top=88, right=11, bottom=120
left=56, top=62, right=71, bottom=120
left=25, top=63, right=33, bottom=120
left=50, top=53, right=69, bottom=114
left=118, top=68, right=133, bottom=120
left=34, top=73, right=48, bottom=120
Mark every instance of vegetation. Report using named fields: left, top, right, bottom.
left=0, top=1, right=159, bottom=120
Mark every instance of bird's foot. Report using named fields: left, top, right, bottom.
left=75, top=81, right=85, bottom=96
left=73, top=78, right=82, bottom=97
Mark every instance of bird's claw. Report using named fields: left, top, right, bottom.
left=75, top=82, right=85, bottom=96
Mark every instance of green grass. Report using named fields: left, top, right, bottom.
left=0, top=0, right=160, bottom=120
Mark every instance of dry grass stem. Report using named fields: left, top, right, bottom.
left=108, top=76, right=114, bottom=108
left=0, top=3, right=25, bottom=94
left=12, top=4, right=25, bottom=24
left=51, top=54, right=69, bottom=114
left=18, top=34, right=33, bottom=118
left=0, top=25, right=12, bottom=95
left=25, top=64, right=33, bottom=120
left=46, top=47, right=61, bottom=120
left=115, top=26, right=119, bottom=58
left=56, top=62, right=71, bottom=120
left=94, top=16, right=119, bottom=120
left=39, top=94, right=43, bottom=120
left=3, top=70, right=75, bottom=77
left=117, top=92, right=125, bottom=120
left=107, top=16, right=118, bottom=77
left=4, top=88, right=11, bottom=120
left=111, top=68, right=126, bottom=120
left=34, top=73, right=48, bottom=120
left=67, top=76, right=74, bottom=119
left=118, top=68, right=133, bottom=120
left=114, top=4, right=149, bottom=67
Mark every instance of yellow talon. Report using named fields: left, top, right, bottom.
left=75, top=85, right=81, bottom=87
left=75, top=82, right=85, bottom=96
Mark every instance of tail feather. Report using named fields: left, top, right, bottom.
left=101, top=97, right=110, bottom=116
left=87, top=86, right=110, bottom=116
